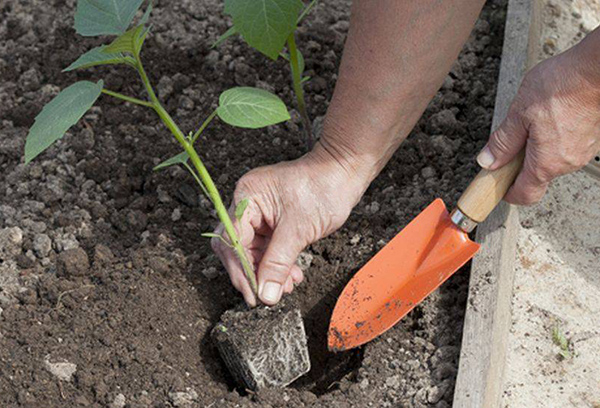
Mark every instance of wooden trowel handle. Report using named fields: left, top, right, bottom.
left=457, top=150, right=525, bottom=224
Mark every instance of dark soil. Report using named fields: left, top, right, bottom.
left=0, top=0, right=507, bottom=407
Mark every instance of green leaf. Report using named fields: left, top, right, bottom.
left=212, top=26, right=238, bottom=48
left=103, top=24, right=148, bottom=55
left=63, top=45, right=133, bottom=72
left=201, top=233, right=222, bottom=239
left=224, top=0, right=304, bottom=60
left=217, top=87, right=290, bottom=129
left=25, top=80, right=104, bottom=164
left=201, top=233, right=233, bottom=248
left=153, top=151, right=189, bottom=171
left=235, top=198, right=249, bottom=221
left=301, top=76, right=310, bottom=84
left=552, top=325, right=572, bottom=358
left=74, top=0, right=144, bottom=36
left=559, top=349, right=571, bottom=359
left=297, top=49, right=305, bottom=75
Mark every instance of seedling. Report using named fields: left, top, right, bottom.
left=214, top=0, right=318, bottom=149
left=551, top=325, right=573, bottom=359
left=24, top=0, right=292, bottom=298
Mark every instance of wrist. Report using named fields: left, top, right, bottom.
left=301, top=137, right=374, bottom=208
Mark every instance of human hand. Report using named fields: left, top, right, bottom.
left=211, top=144, right=369, bottom=306
left=476, top=45, right=600, bottom=204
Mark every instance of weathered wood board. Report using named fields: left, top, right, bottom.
left=453, top=0, right=542, bottom=407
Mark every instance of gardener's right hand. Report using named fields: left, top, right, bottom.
left=476, top=32, right=600, bottom=204
left=211, top=141, right=370, bottom=306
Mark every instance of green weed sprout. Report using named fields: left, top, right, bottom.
left=551, top=325, right=572, bottom=359
left=23, top=0, right=292, bottom=297
left=214, top=0, right=318, bottom=149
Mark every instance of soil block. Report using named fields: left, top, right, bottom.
left=211, top=301, right=311, bottom=390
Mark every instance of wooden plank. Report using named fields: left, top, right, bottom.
left=453, top=0, right=542, bottom=407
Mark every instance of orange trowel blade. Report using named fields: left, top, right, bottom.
left=328, top=199, right=480, bottom=351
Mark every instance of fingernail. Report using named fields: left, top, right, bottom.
left=477, top=146, right=495, bottom=169
left=261, top=281, right=282, bottom=304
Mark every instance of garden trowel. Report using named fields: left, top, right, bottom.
left=328, top=151, right=525, bottom=351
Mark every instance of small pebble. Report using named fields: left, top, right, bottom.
left=421, top=166, right=437, bottom=180
left=385, top=375, right=400, bottom=389
left=111, top=393, right=126, bottom=408
left=32, top=234, right=52, bottom=258
left=201, top=266, right=219, bottom=280
left=296, top=252, right=313, bottom=271
left=44, top=357, right=76, bottom=382
left=169, top=388, right=198, bottom=407
left=171, top=208, right=182, bottom=222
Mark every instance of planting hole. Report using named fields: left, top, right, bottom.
left=289, top=258, right=365, bottom=395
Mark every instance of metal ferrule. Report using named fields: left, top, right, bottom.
left=450, top=208, right=478, bottom=233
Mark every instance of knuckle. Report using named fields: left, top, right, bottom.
left=561, top=152, right=587, bottom=170
left=490, top=128, right=512, bottom=153
left=261, top=259, right=291, bottom=282
left=235, top=170, right=263, bottom=194
left=523, top=104, right=544, bottom=121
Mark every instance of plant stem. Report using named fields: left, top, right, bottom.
left=191, top=110, right=218, bottom=144
left=132, top=54, right=259, bottom=297
left=183, top=162, right=211, bottom=199
left=297, top=0, right=318, bottom=24
left=287, top=33, right=314, bottom=150
left=101, top=89, right=154, bottom=107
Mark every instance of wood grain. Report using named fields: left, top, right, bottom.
left=457, top=150, right=524, bottom=223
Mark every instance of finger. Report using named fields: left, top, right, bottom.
left=257, top=224, right=306, bottom=305
left=211, top=218, right=256, bottom=307
left=503, top=154, right=549, bottom=205
left=212, top=238, right=257, bottom=307
left=477, top=107, right=528, bottom=171
left=290, top=265, right=304, bottom=284
left=283, top=275, right=294, bottom=294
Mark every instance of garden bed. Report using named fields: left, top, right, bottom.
left=0, top=0, right=507, bottom=406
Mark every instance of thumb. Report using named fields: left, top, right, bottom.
left=477, top=109, right=528, bottom=171
left=257, top=224, right=305, bottom=305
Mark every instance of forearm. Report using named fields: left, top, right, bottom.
left=310, top=0, right=486, bottom=193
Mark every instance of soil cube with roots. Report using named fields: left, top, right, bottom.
left=211, top=301, right=310, bottom=390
